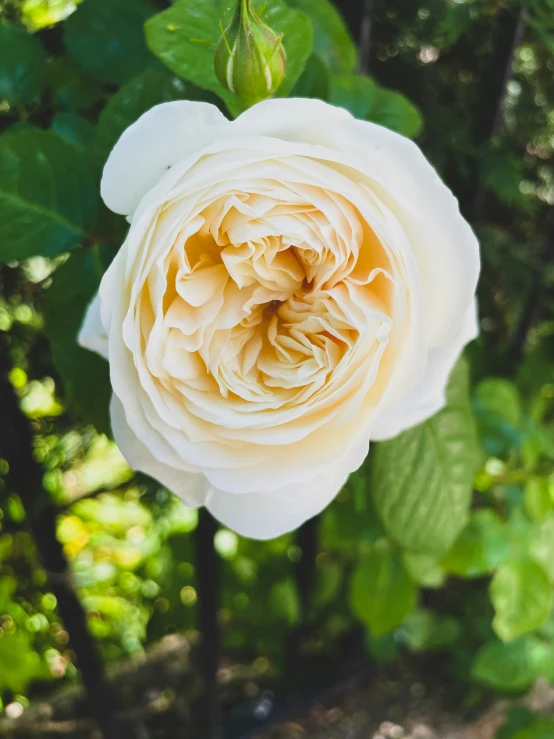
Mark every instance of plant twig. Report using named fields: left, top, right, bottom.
left=0, top=338, right=122, bottom=739
left=358, top=0, right=374, bottom=75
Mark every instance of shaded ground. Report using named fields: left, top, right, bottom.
left=1, top=635, right=553, bottom=738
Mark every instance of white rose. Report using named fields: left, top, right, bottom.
left=79, top=98, right=480, bottom=540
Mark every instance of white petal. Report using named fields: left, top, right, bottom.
left=231, top=97, right=352, bottom=137
left=110, top=395, right=209, bottom=508
left=328, top=118, right=480, bottom=348
left=101, top=101, right=229, bottom=216
left=371, top=300, right=479, bottom=441
left=78, top=292, right=109, bottom=360
left=204, top=467, right=349, bottom=540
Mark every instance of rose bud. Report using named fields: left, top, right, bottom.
left=215, top=0, right=286, bottom=109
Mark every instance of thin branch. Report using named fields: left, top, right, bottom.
left=471, top=6, right=527, bottom=222
left=358, top=0, right=374, bottom=76
left=194, top=509, right=222, bottom=739
left=0, top=338, right=122, bottom=739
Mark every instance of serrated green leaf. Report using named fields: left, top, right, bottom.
left=286, top=0, right=356, bottom=72
left=471, top=637, right=542, bottom=692
left=329, top=74, right=423, bottom=138
left=441, top=509, right=509, bottom=578
left=490, top=559, right=552, bottom=641
left=93, top=66, right=218, bottom=169
left=64, top=0, right=157, bottom=86
left=0, top=23, right=46, bottom=105
left=145, top=0, right=313, bottom=116
left=43, top=248, right=112, bottom=434
left=372, top=358, right=479, bottom=556
left=0, top=130, right=98, bottom=263
left=350, top=540, right=417, bottom=636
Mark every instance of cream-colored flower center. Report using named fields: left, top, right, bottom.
left=138, top=180, right=394, bottom=429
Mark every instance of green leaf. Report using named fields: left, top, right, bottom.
left=0, top=23, right=46, bottom=105
left=145, top=0, right=313, bottom=116
left=471, top=636, right=542, bottom=692
left=514, top=719, right=554, bottom=739
left=0, top=130, right=98, bottom=263
left=269, top=578, right=300, bottom=626
left=286, top=0, right=356, bottom=72
left=64, top=0, right=157, bottom=86
left=496, top=707, right=535, bottom=739
left=372, top=357, right=479, bottom=556
left=490, top=559, right=552, bottom=642
left=43, top=248, right=112, bottom=434
left=289, top=54, right=329, bottom=100
left=530, top=513, right=554, bottom=583
left=44, top=58, right=106, bottom=113
left=313, top=560, right=342, bottom=607
left=329, top=74, right=423, bottom=138
left=402, top=551, right=445, bottom=588
left=400, top=609, right=461, bottom=652
left=365, top=630, right=399, bottom=663
left=474, top=378, right=522, bottom=428
left=51, top=112, right=95, bottom=153
left=524, top=477, right=554, bottom=523
left=350, top=540, right=417, bottom=636
left=0, top=629, right=46, bottom=693
left=481, top=150, right=533, bottom=213
left=328, top=73, right=371, bottom=119
left=321, top=465, right=386, bottom=551
left=94, top=66, right=218, bottom=169
left=21, top=0, right=78, bottom=31
left=441, top=509, right=510, bottom=578
left=473, top=377, right=522, bottom=458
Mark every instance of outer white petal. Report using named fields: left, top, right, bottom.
left=111, top=395, right=208, bottom=507
left=101, top=101, right=229, bottom=216
left=371, top=301, right=479, bottom=441
left=78, top=292, right=109, bottom=360
left=325, top=117, right=480, bottom=348
left=230, top=97, right=353, bottom=136
left=204, top=468, right=350, bottom=540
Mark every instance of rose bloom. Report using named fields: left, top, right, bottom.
left=79, top=99, right=479, bottom=539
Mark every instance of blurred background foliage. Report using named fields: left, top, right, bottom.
left=2, top=0, right=554, bottom=734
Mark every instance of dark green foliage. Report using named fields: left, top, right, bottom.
left=43, top=247, right=112, bottom=435
left=0, top=130, right=98, bottom=262
left=0, top=23, right=46, bottom=105
left=64, top=0, right=157, bottom=86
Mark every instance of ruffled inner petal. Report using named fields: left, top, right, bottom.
left=109, top=147, right=424, bottom=489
